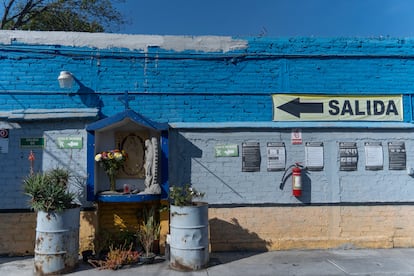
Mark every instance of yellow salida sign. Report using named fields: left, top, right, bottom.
left=272, top=94, right=403, bottom=121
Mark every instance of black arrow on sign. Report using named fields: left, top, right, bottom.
left=277, top=98, right=324, bottom=118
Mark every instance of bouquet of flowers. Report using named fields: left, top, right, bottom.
left=95, top=149, right=127, bottom=191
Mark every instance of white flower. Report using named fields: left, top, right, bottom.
left=94, top=153, right=102, bottom=162
left=114, top=152, right=123, bottom=161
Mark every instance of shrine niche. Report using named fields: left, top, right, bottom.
left=86, top=109, right=168, bottom=202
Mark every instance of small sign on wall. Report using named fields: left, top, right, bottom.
left=305, top=142, right=324, bottom=171
left=242, top=142, right=261, bottom=172
left=388, top=141, right=406, bottom=170
left=267, top=142, right=285, bottom=171
left=291, top=128, right=302, bottom=145
left=215, top=144, right=239, bottom=157
left=339, top=142, right=358, bottom=171
left=20, top=137, right=45, bottom=148
left=0, top=129, right=9, bottom=153
left=57, top=137, right=83, bottom=149
left=364, top=142, right=383, bottom=170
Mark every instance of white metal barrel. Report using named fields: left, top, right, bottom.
left=169, top=203, right=209, bottom=270
left=34, top=210, right=68, bottom=275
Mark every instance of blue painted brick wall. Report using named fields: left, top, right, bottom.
left=2, top=32, right=414, bottom=208
left=1, top=35, right=414, bottom=124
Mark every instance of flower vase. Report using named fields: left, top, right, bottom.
left=109, top=174, right=116, bottom=191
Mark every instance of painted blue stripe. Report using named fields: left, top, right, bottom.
left=169, top=121, right=414, bottom=129
left=96, top=194, right=160, bottom=203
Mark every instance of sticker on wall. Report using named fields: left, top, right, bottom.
left=20, top=137, right=45, bottom=149
left=0, top=129, right=9, bottom=153
left=215, top=144, right=239, bottom=157
left=305, top=142, right=324, bottom=171
left=267, top=142, right=285, bottom=171
left=388, top=141, right=406, bottom=170
left=291, top=128, right=302, bottom=145
left=364, top=142, right=383, bottom=170
left=242, top=142, right=261, bottom=172
left=57, top=137, right=82, bottom=149
left=339, top=142, right=358, bottom=171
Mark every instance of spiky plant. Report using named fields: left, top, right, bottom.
left=23, top=168, right=75, bottom=212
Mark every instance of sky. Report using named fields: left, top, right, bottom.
left=114, top=0, right=414, bottom=37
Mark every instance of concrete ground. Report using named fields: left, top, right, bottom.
left=1, top=248, right=414, bottom=275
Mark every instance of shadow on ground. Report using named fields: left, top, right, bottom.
left=208, top=251, right=265, bottom=268
left=0, top=256, right=32, bottom=265
left=207, top=217, right=270, bottom=268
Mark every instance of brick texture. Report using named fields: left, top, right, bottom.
left=2, top=33, right=414, bottom=254
left=0, top=210, right=98, bottom=256
left=209, top=205, right=414, bottom=251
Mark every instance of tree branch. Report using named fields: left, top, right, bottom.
left=1, top=0, right=16, bottom=29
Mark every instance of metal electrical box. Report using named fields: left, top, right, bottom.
left=267, top=142, right=286, bottom=171
left=242, top=142, right=261, bottom=172
left=388, top=141, right=406, bottom=170
left=339, top=142, right=358, bottom=171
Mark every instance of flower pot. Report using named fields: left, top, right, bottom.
left=139, top=252, right=156, bottom=264
left=34, top=207, right=80, bottom=275
left=169, top=202, right=209, bottom=271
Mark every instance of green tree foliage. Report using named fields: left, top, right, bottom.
left=1, top=0, right=125, bottom=32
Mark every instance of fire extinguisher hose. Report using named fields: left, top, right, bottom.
left=279, top=164, right=295, bottom=190
left=279, top=163, right=305, bottom=190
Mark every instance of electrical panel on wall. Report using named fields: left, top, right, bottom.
left=388, top=141, right=406, bottom=170
left=339, top=142, right=358, bottom=171
left=305, top=142, right=324, bottom=171
left=364, top=142, right=383, bottom=170
left=266, top=142, right=285, bottom=171
left=242, top=142, right=261, bottom=172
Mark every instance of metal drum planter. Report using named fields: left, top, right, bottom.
left=170, top=202, right=209, bottom=270
left=34, top=210, right=68, bottom=275
left=63, top=207, right=81, bottom=270
left=34, top=207, right=80, bottom=275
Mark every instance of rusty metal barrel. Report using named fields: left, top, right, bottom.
left=34, top=207, right=80, bottom=275
left=34, top=210, right=68, bottom=275
left=169, top=203, right=209, bottom=270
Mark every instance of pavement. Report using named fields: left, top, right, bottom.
left=1, top=248, right=414, bottom=275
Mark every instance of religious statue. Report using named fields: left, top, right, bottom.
left=141, top=137, right=161, bottom=194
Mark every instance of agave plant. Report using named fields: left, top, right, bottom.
left=23, top=168, right=75, bottom=212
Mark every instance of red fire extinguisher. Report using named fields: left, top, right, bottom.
left=280, top=162, right=304, bottom=197
left=291, top=164, right=302, bottom=197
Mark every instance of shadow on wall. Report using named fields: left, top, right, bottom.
left=169, top=132, right=202, bottom=186
left=79, top=210, right=98, bottom=252
left=75, top=78, right=103, bottom=116
left=299, top=169, right=312, bottom=204
left=209, top=217, right=271, bottom=252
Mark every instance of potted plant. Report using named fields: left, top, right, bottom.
left=95, top=149, right=127, bottom=192
left=169, top=184, right=209, bottom=271
left=23, top=167, right=81, bottom=275
left=137, top=206, right=160, bottom=264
